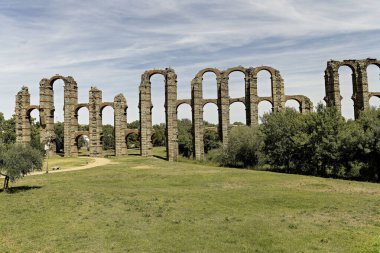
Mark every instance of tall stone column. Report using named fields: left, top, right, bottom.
left=114, top=94, right=127, bottom=156
left=246, top=69, right=258, bottom=125
left=324, top=62, right=342, bottom=113
left=191, top=77, right=204, bottom=160
left=165, top=69, right=178, bottom=161
left=64, top=77, right=78, bottom=156
left=356, top=62, right=369, bottom=118
left=218, top=73, right=229, bottom=145
left=272, top=70, right=285, bottom=112
left=89, top=87, right=103, bottom=157
left=39, top=78, right=56, bottom=155
left=139, top=73, right=152, bottom=157
left=15, top=87, right=31, bottom=145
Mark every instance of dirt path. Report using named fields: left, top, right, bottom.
left=31, top=157, right=112, bottom=176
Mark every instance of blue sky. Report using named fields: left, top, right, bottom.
left=1, top=0, right=380, bottom=125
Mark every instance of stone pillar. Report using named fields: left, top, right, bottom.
left=88, top=87, right=103, bottom=157
left=114, top=94, right=127, bottom=156
left=356, top=62, right=370, bottom=118
left=165, top=69, right=178, bottom=161
left=15, top=87, right=31, bottom=145
left=246, top=68, right=258, bottom=125
left=324, top=62, right=342, bottom=113
left=64, top=77, right=78, bottom=157
left=191, top=77, right=204, bottom=160
left=39, top=78, right=56, bottom=155
left=139, top=73, right=152, bottom=157
left=300, top=97, right=313, bottom=114
left=218, top=73, right=229, bottom=145
left=272, top=70, right=285, bottom=112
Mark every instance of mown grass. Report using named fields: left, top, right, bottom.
left=45, top=155, right=94, bottom=171
left=0, top=154, right=380, bottom=252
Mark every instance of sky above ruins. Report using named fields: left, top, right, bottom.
left=0, top=0, right=380, bottom=124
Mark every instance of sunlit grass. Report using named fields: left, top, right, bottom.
left=0, top=153, right=379, bottom=252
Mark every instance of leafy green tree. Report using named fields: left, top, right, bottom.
left=127, top=133, right=140, bottom=148
left=152, top=123, right=166, bottom=146
left=204, top=129, right=220, bottom=153
left=341, top=108, right=380, bottom=181
left=102, top=124, right=115, bottom=150
left=54, top=122, right=64, bottom=153
left=0, top=144, right=43, bottom=192
left=127, top=120, right=139, bottom=129
left=294, top=104, right=346, bottom=176
left=178, top=119, right=193, bottom=157
left=261, top=108, right=305, bottom=172
left=0, top=114, right=16, bottom=144
left=220, top=125, right=263, bottom=167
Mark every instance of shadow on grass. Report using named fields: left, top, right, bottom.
left=153, top=155, right=167, bottom=161
left=0, top=186, right=42, bottom=194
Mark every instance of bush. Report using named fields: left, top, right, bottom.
left=219, top=126, right=263, bottom=168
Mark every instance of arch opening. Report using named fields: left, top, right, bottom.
left=285, top=99, right=301, bottom=112
left=177, top=103, right=193, bottom=158
left=258, top=100, right=273, bottom=124
left=229, top=102, right=246, bottom=125
left=202, top=72, right=218, bottom=99
left=101, top=106, right=115, bottom=155
left=228, top=71, right=245, bottom=98
left=367, top=64, right=380, bottom=93
left=75, top=134, right=90, bottom=157
left=28, top=108, right=41, bottom=150
left=203, top=102, right=220, bottom=153
left=338, top=66, right=355, bottom=119
left=369, top=96, right=380, bottom=109
left=257, top=70, right=272, bottom=97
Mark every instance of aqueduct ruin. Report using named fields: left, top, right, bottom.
left=16, top=58, right=378, bottom=161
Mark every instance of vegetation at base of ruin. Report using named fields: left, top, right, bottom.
left=0, top=144, right=43, bottom=192
left=0, top=154, right=379, bottom=252
left=211, top=105, right=380, bottom=183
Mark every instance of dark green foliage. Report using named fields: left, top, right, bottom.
left=203, top=129, right=220, bottom=153
left=220, top=126, right=263, bottom=168
left=127, top=133, right=140, bottom=148
left=0, top=144, right=44, bottom=191
left=0, top=114, right=16, bottom=144
left=178, top=119, right=193, bottom=157
left=127, top=120, right=139, bottom=129
left=102, top=124, right=115, bottom=150
left=152, top=123, right=166, bottom=147
left=54, top=122, right=64, bottom=153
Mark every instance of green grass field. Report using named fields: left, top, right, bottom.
left=1, top=153, right=380, bottom=252
left=44, top=155, right=94, bottom=171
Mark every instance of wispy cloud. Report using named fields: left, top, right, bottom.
left=0, top=0, right=379, bottom=122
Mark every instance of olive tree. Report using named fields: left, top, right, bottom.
left=0, top=144, right=44, bottom=192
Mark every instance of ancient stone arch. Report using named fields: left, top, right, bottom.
left=15, top=76, right=128, bottom=157
left=16, top=64, right=312, bottom=161
left=324, top=58, right=380, bottom=119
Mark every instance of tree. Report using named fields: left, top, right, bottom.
left=0, top=114, right=16, bottom=144
left=0, top=144, right=43, bottom=192
left=102, top=124, right=115, bottom=150
left=219, top=125, right=263, bottom=168
left=54, top=122, right=64, bottom=153
left=178, top=119, right=193, bottom=157
left=127, top=120, right=140, bottom=129
left=152, top=123, right=166, bottom=146
left=204, top=129, right=220, bottom=153
left=261, top=108, right=305, bottom=172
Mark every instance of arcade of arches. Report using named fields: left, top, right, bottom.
left=16, top=59, right=378, bottom=161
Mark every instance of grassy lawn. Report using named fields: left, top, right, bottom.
left=0, top=154, right=380, bottom=252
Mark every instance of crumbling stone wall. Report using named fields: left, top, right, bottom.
left=324, top=58, right=380, bottom=119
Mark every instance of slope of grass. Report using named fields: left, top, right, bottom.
left=0, top=155, right=380, bottom=252
left=45, top=156, right=94, bottom=171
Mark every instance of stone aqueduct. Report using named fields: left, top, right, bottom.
left=14, top=58, right=379, bottom=161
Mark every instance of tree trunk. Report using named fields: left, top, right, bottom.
left=3, top=176, right=9, bottom=192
